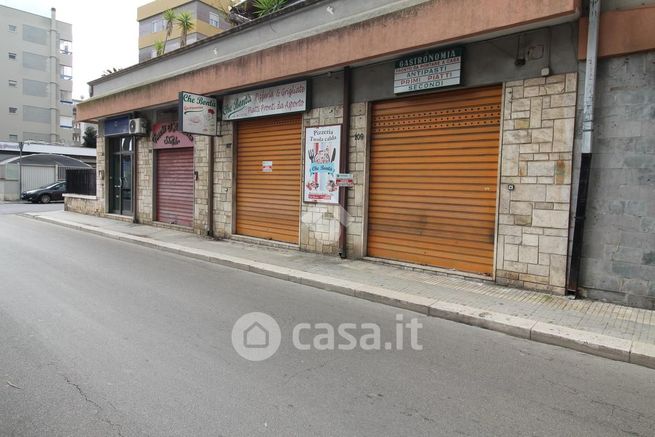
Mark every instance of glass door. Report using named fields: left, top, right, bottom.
left=108, top=137, right=133, bottom=215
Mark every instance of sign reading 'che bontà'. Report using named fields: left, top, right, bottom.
left=222, top=81, right=308, bottom=121
left=394, top=47, right=463, bottom=94
left=179, top=92, right=218, bottom=136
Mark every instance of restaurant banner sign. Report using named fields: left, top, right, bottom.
left=178, top=92, right=218, bottom=136
left=304, top=125, right=341, bottom=204
left=222, top=81, right=308, bottom=121
left=394, top=47, right=463, bottom=94
left=152, top=121, right=194, bottom=149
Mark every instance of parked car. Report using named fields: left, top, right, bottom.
left=20, top=181, right=66, bottom=204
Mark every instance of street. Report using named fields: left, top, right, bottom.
left=0, top=213, right=654, bottom=437
left=0, top=202, right=63, bottom=215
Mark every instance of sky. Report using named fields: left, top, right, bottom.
left=1, top=0, right=151, bottom=100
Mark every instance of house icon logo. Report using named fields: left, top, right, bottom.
left=232, top=312, right=281, bottom=361
left=243, top=321, right=269, bottom=348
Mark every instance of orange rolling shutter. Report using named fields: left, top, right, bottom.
left=236, top=114, right=302, bottom=244
left=368, top=85, right=502, bottom=275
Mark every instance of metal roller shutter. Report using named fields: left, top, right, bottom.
left=368, top=85, right=502, bottom=275
left=236, top=114, right=302, bottom=244
left=156, top=148, right=194, bottom=227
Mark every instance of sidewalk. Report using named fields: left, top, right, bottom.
left=23, top=210, right=655, bottom=369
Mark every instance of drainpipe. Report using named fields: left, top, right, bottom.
left=132, top=135, right=138, bottom=224
left=49, top=8, right=58, bottom=144
left=207, top=135, right=215, bottom=237
left=567, top=0, right=601, bottom=295
left=338, top=66, right=351, bottom=259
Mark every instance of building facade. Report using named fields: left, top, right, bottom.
left=74, top=0, right=655, bottom=309
left=138, top=0, right=232, bottom=63
left=0, top=6, right=74, bottom=145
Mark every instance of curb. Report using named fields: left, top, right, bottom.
left=23, top=213, right=655, bottom=370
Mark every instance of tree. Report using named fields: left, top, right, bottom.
left=83, top=126, right=97, bottom=148
left=253, top=0, right=288, bottom=17
left=176, top=11, right=194, bottom=48
left=154, top=40, right=165, bottom=57
left=163, top=9, right=177, bottom=54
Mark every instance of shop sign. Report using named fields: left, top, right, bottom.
left=394, top=47, right=463, bottom=94
left=335, top=173, right=354, bottom=188
left=179, top=92, right=218, bottom=136
left=222, top=81, right=308, bottom=121
left=152, top=121, right=194, bottom=149
left=104, top=116, right=130, bottom=137
left=262, top=161, right=273, bottom=172
left=304, top=125, right=341, bottom=204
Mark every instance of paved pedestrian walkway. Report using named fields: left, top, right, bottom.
left=23, top=210, right=655, bottom=368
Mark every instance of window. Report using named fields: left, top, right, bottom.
left=9, top=107, right=18, bottom=114
left=22, top=25, right=47, bottom=45
left=60, top=115, right=73, bottom=128
left=9, top=80, right=17, bottom=87
left=9, top=134, right=18, bottom=141
left=60, top=65, right=73, bottom=80
left=59, top=39, right=72, bottom=54
left=23, top=106, right=50, bottom=124
left=23, top=52, right=47, bottom=71
left=23, top=79, right=48, bottom=97
left=8, top=24, right=16, bottom=32
left=209, top=12, right=221, bottom=28
left=60, top=89, right=72, bottom=103
left=153, top=19, right=164, bottom=33
left=8, top=52, right=16, bottom=60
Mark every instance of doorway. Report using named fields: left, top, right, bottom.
left=108, top=136, right=134, bottom=216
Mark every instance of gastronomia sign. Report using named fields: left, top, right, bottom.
left=394, top=47, right=463, bottom=94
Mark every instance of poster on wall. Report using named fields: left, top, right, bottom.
left=222, top=81, right=308, bottom=121
left=151, top=121, right=194, bottom=149
left=178, top=91, right=218, bottom=136
left=394, top=46, right=463, bottom=94
left=303, top=125, right=341, bottom=204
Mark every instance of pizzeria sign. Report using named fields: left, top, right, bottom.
left=394, top=47, right=463, bottom=94
left=222, top=81, right=308, bottom=121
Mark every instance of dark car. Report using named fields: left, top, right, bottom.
left=21, top=181, right=66, bottom=204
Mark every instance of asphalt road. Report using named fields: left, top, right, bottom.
left=1, top=214, right=654, bottom=437
left=0, top=201, right=63, bottom=215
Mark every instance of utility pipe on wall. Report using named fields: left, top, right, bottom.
left=338, top=66, right=351, bottom=259
left=567, top=0, right=601, bottom=295
left=207, top=135, right=215, bottom=237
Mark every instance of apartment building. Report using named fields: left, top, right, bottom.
left=138, top=0, right=232, bottom=62
left=0, top=5, right=74, bottom=145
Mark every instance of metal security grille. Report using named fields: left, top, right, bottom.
left=367, top=85, right=502, bottom=275
left=236, top=114, right=302, bottom=244
left=156, top=148, right=194, bottom=227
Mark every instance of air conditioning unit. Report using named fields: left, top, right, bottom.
left=129, top=118, right=148, bottom=135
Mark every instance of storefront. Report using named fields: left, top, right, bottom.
left=105, top=116, right=134, bottom=217
left=367, top=85, right=502, bottom=276
left=152, top=121, right=195, bottom=228
left=75, top=0, right=587, bottom=296
left=223, top=81, right=308, bottom=245
left=235, top=114, right=302, bottom=244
